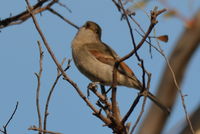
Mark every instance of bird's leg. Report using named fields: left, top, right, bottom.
left=88, top=82, right=100, bottom=89
left=87, top=82, right=100, bottom=98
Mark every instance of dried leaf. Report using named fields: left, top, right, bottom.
left=156, top=35, right=169, bottom=42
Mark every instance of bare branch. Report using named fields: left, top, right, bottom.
left=47, top=8, right=79, bottom=30
left=56, top=1, right=72, bottom=13
left=35, top=40, right=44, bottom=134
left=130, top=73, right=151, bottom=134
left=43, top=58, right=70, bottom=133
left=0, top=0, right=56, bottom=29
left=117, top=6, right=167, bottom=64
left=0, top=102, right=19, bottom=134
left=29, top=126, right=62, bottom=134
left=122, top=94, right=142, bottom=125
left=88, top=85, right=112, bottom=111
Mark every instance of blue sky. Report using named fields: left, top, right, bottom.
left=0, top=0, right=200, bottom=134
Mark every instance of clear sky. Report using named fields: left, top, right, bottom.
left=0, top=0, right=200, bottom=134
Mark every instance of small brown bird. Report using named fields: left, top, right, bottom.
left=71, top=21, right=170, bottom=113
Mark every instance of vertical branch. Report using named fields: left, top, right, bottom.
left=43, top=58, right=69, bottom=133
left=35, top=41, right=44, bottom=134
left=111, top=65, right=124, bottom=133
left=43, top=70, right=60, bottom=133
left=111, top=65, right=121, bottom=122
left=130, top=73, right=151, bottom=134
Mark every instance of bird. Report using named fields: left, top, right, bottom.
left=71, top=21, right=170, bottom=114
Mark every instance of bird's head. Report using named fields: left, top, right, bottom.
left=81, top=21, right=102, bottom=39
left=73, top=21, right=102, bottom=44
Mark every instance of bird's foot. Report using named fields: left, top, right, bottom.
left=87, top=82, right=100, bottom=98
left=87, top=82, right=100, bottom=90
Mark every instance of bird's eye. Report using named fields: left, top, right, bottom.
left=95, top=29, right=99, bottom=34
left=85, top=23, right=90, bottom=28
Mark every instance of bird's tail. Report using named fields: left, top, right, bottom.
left=129, top=76, right=171, bottom=114
left=147, top=92, right=171, bottom=114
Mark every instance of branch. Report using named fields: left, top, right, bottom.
left=117, top=7, right=167, bottom=64
left=0, top=0, right=56, bottom=29
left=35, top=41, right=44, bottom=134
left=122, top=94, right=142, bottom=125
left=47, top=8, right=79, bottom=30
left=130, top=73, right=151, bottom=134
left=0, top=102, right=19, bottom=134
left=28, top=126, right=62, bottom=134
left=88, top=85, right=112, bottom=111
left=43, top=58, right=70, bottom=133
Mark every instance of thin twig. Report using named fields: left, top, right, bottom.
left=29, top=126, right=62, bottom=134
left=88, top=85, right=112, bottom=111
left=150, top=33, right=194, bottom=134
left=112, top=2, right=167, bottom=133
left=0, top=0, right=56, bottom=29
left=112, top=0, right=121, bottom=11
left=158, top=49, right=195, bottom=134
left=130, top=73, right=151, bottom=134
left=129, top=15, right=145, bottom=34
left=117, top=6, right=167, bottom=64
left=25, top=0, right=111, bottom=126
left=122, top=95, right=142, bottom=125
left=48, top=8, right=79, bottom=30
left=112, top=0, right=145, bottom=124
left=130, top=95, right=147, bottom=134
left=117, top=0, right=139, bottom=61
left=56, top=1, right=72, bottom=13
left=35, top=40, right=43, bottom=134
left=43, top=58, right=69, bottom=133
left=1, top=102, right=19, bottom=134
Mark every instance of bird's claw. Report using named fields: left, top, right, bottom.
left=87, top=82, right=100, bottom=90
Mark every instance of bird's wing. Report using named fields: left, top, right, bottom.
left=84, top=43, right=135, bottom=77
